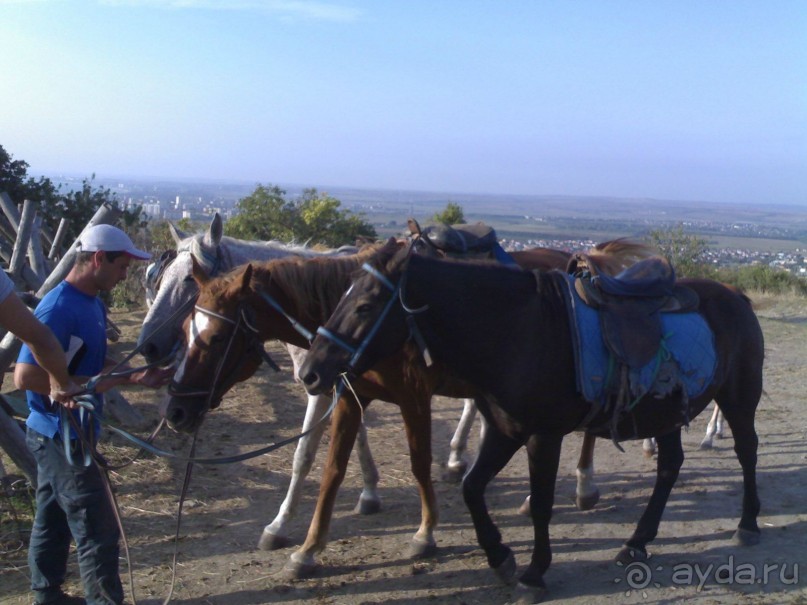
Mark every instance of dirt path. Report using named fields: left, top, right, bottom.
left=2, top=294, right=806, bottom=604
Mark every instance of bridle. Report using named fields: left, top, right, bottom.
left=166, top=285, right=318, bottom=413
left=315, top=255, right=432, bottom=372
left=166, top=301, right=276, bottom=412
left=146, top=249, right=179, bottom=297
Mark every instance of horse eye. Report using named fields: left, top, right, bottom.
left=210, top=334, right=225, bottom=344
left=183, top=275, right=195, bottom=283
left=356, top=302, right=374, bottom=315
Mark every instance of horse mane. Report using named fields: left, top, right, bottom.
left=248, top=243, right=383, bottom=324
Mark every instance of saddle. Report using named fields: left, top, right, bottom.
left=407, top=218, right=505, bottom=261
left=572, top=254, right=699, bottom=369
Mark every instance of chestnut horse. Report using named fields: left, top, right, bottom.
left=299, top=241, right=763, bottom=603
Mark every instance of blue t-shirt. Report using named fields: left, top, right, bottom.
left=18, top=281, right=107, bottom=439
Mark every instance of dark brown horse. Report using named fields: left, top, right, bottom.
left=161, top=241, right=578, bottom=578
left=299, top=241, right=764, bottom=603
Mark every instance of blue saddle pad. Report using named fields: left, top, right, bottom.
left=561, top=273, right=716, bottom=406
left=493, top=242, right=519, bottom=266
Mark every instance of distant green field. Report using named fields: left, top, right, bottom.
left=368, top=210, right=807, bottom=253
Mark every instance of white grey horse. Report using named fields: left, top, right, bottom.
left=138, top=214, right=381, bottom=550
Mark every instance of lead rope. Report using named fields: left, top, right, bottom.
left=163, top=431, right=199, bottom=605
left=68, top=385, right=342, bottom=605
left=52, top=294, right=197, bottom=605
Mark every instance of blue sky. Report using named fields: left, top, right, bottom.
left=2, top=1, right=806, bottom=205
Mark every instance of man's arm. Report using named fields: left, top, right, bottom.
left=3, top=294, right=81, bottom=403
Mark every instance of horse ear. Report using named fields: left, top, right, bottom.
left=169, top=223, right=185, bottom=245
left=191, top=255, right=211, bottom=285
left=203, top=213, right=223, bottom=248
left=407, top=218, right=422, bottom=237
left=240, top=264, right=253, bottom=296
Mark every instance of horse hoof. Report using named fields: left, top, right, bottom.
left=732, top=527, right=761, bottom=546
left=408, top=538, right=437, bottom=559
left=282, top=558, right=319, bottom=580
left=615, top=545, right=648, bottom=565
left=575, top=488, right=600, bottom=511
left=512, top=581, right=548, bottom=604
left=493, top=550, right=517, bottom=585
left=518, top=496, right=531, bottom=516
left=699, top=440, right=713, bottom=450
left=354, top=495, right=381, bottom=515
left=444, top=464, right=466, bottom=483
left=258, top=530, right=290, bottom=551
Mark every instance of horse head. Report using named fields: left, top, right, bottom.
left=299, top=238, right=416, bottom=394
left=138, top=213, right=224, bottom=365
left=163, top=258, right=266, bottom=432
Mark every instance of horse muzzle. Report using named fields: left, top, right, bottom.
left=163, top=382, right=219, bottom=433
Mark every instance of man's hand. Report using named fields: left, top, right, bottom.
left=129, top=366, right=174, bottom=389
left=49, top=381, right=84, bottom=409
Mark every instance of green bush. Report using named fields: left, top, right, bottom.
left=715, top=264, right=807, bottom=296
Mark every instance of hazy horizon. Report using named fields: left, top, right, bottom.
left=4, top=1, right=806, bottom=206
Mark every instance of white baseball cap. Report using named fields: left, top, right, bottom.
left=79, top=224, right=150, bottom=260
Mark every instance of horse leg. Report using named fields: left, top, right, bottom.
left=285, top=395, right=364, bottom=579
left=353, top=422, right=381, bottom=514
left=258, top=394, right=331, bottom=550
left=462, top=423, right=523, bottom=584
left=446, top=398, right=477, bottom=483
left=699, top=403, right=722, bottom=450
left=399, top=394, right=438, bottom=558
left=642, top=437, right=657, bottom=458
left=287, top=344, right=381, bottom=516
left=617, top=429, right=684, bottom=563
left=719, top=403, right=761, bottom=545
left=514, top=432, right=564, bottom=603
left=574, top=433, right=600, bottom=511
left=523, top=432, right=600, bottom=517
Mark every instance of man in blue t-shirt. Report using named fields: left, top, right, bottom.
left=15, top=224, right=172, bottom=605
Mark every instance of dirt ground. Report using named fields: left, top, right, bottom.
left=1, top=293, right=806, bottom=605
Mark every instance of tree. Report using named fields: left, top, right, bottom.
left=225, top=185, right=376, bottom=247
left=0, top=144, right=33, bottom=203
left=40, top=175, right=142, bottom=241
left=433, top=202, right=465, bottom=225
left=648, top=224, right=713, bottom=278
left=1, top=144, right=141, bottom=242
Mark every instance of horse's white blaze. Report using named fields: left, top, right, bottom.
left=174, top=311, right=211, bottom=381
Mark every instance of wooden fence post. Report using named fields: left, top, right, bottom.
left=28, top=213, right=49, bottom=283
left=48, top=218, right=70, bottom=260
left=8, top=199, right=37, bottom=280
left=0, top=397, right=37, bottom=486
left=0, top=191, right=20, bottom=231
left=0, top=202, right=122, bottom=373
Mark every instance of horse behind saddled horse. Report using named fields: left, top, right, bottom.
left=299, top=240, right=763, bottom=603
